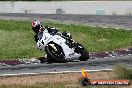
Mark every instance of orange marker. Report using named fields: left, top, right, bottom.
left=80, top=67, right=130, bottom=86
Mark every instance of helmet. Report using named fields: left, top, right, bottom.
left=32, top=21, right=43, bottom=34
left=32, top=21, right=41, bottom=28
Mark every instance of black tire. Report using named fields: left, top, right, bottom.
left=45, top=43, right=65, bottom=62
left=38, top=57, right=47, bottom=63
left=79, top=51, right=89, bottom=61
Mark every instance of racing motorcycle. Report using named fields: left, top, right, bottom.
left=32, top=21, right=89, bottom=62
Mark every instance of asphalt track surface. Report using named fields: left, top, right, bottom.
left=0, top=56, right=132, bottom=76
left=0, top=13, right=132, bottom=76
left=0, top=13, right=132, bottom=30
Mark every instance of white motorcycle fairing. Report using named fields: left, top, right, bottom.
left=37, top=29, right=81, bottom=61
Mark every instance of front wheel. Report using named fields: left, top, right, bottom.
left=45, top=43, right=65, bottom=62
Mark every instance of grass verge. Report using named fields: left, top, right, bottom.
left=114, top=64, right=132, bottom=80
left=0, top=20, right=132, bottom=59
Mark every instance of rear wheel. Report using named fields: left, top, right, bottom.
left=79, top=51, right=89, bottom=61
left=45, top=43, right=65, bottom=62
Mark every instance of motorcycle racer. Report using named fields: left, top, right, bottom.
left=32, top=21, right=60, bottom=42
left=32, top=21, right=44, bottom=42
left=31, top=21, right=89, bottom=63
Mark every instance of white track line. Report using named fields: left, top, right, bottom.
left=0, top=69, right=113, bottom=77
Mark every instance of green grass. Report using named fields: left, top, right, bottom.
left=46, top=22, right=132, bottom=51
left=0, top=20, right=132, bottom=59
left=0, top=20, right=43, bottom=59
left=114, top=64, right=132, bottom=80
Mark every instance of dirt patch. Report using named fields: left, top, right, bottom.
left=0, top=71, right=114, bottom=85
left=0, top=71, right=131, bottom=88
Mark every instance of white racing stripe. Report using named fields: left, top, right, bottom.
left=0, top=69, right=113, bottom=77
